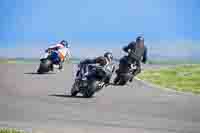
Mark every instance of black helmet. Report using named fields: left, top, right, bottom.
left=136, top=36, right=144, bottom=43
left=60, top=40, right=69, bottom=48
left=104, top=52, right=113, bottom=61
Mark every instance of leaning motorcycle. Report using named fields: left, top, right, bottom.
left=114, top=56, right=136, bottom=85
left=71, top=64, right=112, bottom=98
left=37, top=50, right=60, bottom=74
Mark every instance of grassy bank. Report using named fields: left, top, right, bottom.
left=138, top=64, right=200, bottom=94
left=0, top=128, right=25, bottom=133
left=148, top=59, right=200, bottom=65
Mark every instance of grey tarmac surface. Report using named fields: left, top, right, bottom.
left=0, top=63, right=200, bottom=133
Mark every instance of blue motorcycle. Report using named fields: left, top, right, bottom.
left=37, top=49, right=61, bottom=74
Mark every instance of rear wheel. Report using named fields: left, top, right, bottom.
left=37, top=59, right=52, bottom=74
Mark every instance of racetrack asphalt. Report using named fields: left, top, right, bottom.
left=0, top=63, right=200, bottom=133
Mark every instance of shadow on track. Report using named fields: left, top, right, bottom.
left=49, top=94, right=91, bottom=99
left=108, top=83, right=127, bottom=86
left=24, top=72, right=56, bottom=75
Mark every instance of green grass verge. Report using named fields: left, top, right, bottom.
left=0, top=128, right=25, bottom=133
left=148, top=59, right=200, bottom=65
left=0, top=59, right=31, bottom=64
left=137, top=64, right=200, bottom=94
left=0, top=59, right=9, bottom=64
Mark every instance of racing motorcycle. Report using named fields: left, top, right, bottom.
left=71, top=63, right=114, bottom=98
left=114, top=56, right=136, bottom=85
left=37, top=49, right=61, bottom=74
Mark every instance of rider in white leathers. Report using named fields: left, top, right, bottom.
left=46, top=40, right=71, bottom=70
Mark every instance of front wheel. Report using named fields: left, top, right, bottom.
left=83, top=90, right=94, bottom=98
left=71, top=90, right=79, bottom=97
left=83, top=80, right=98, bottom=98
left=71, top=82, right=79, bottom=96
left=114, top=76, right=120, bottom=85
left=37, top=59, right=52, bottom=74
left=114, top=74, right=128, bottom=85
left=37, top=64, right=46, bottom=74
left=118, top=78, right=127, bottom=85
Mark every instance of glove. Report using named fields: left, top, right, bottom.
left=80, top=59, right=91, bottom=65
left=80, top=61, right=86, bottom=66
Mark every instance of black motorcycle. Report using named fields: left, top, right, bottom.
left=71, top=64, right=112, bottom=98
left=114, top=56, right=136, bottom=85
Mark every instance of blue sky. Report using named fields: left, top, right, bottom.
left=0, top=0, right=199, bottom=58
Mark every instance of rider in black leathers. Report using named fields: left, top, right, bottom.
left=122, top=36, right=148, bottom=82
left=76, top=52, right=115, bottom=86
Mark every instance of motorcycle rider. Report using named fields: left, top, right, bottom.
left=46, top=40, right=71, bottom=71
left=122, top=36, right=148, bottom=81
left=76, top=52, right=115, bottom=86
